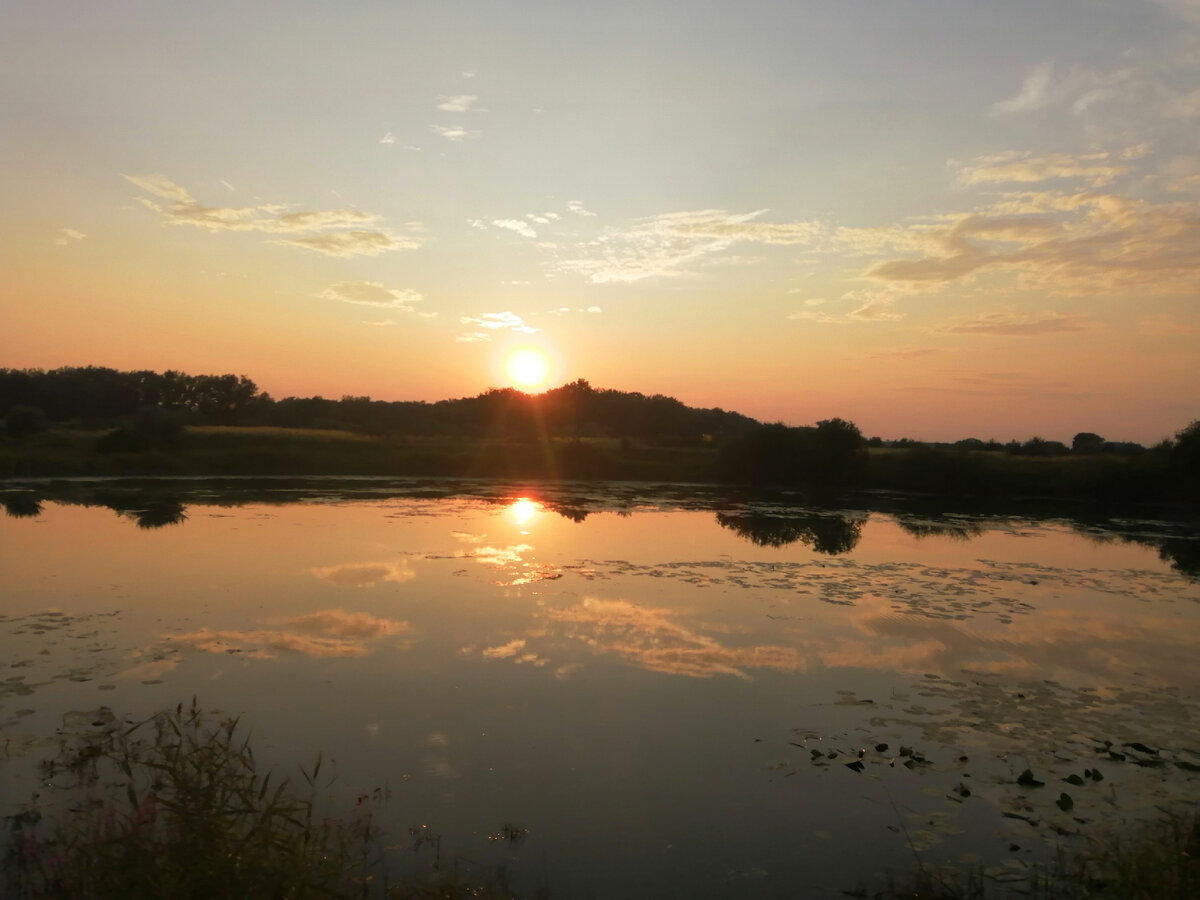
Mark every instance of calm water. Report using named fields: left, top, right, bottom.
left=2, top=480, right=1198, bottom=898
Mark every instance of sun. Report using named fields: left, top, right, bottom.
left=506, top=349, right=549, bottom=389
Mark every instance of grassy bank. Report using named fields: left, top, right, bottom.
left=0, top=426, right=717, bottom=483
left=0, top=426, right=1192, bottom=507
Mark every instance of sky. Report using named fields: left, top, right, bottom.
left=1, top=0, right=1197, bottom=444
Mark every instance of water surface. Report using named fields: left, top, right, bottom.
left=2, top=480, right=1198, bottom=898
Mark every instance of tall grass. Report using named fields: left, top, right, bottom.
left=3, top=700, right=522, bottom=900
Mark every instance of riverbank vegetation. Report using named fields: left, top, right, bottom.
left=1, top=367, right=1197, bottom=505
left=2, top=701, right=530, bottom=900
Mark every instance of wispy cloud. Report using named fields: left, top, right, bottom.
left=558, top=209, right=820, bottom=283
left=166, top=609, right=409, bottom=660
left=869, top=347, right=945, bottom=359
left=319, top=281, right=423, bottom=309
left=1138, top=314, right=1197, bottom=336
left=492, top=218, right=537, bottom=238
left=990, top=61, right=1134, bottom=116
left=437, top=94, right=478, bottom=112
left=430, top=124, right=480, bottom=142
left=53, top=228, right=85, bottom=245
left=379, top=131, right=396, bottom=144
left=125, top=174, right=416, bottom=258
left=311, top=559, right=416, bottom=586
left=787, top=289, right=904, bottom=324
left=566, top=200, right=596, bottom=217
left=547, top=597, right=805, bottom=679
left=937, top=310, right=1091, bottom=336
left=457, top=311, right=538, bottom=341
left=862, top=179, right=1200, bottom=296
left=954, top=149, right=1143, bottom=189
left=276, top=231, right=417, bottom=258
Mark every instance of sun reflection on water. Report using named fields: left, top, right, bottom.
left=506, top=498, right=541, bottom=531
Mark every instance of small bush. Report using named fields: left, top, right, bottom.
left=4, top=405, right=48, bottom=439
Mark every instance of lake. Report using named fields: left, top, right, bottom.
left=2, top=479, right=1198, bottom=898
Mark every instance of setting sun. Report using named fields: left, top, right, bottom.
left=506, top=349, right=549, bottom=390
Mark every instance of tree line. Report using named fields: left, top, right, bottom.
left=2, top=366, right=1197, bottom=501
left=0, top=366, right=758, bottom=443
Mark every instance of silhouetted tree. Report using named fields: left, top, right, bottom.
left=715, top=423, right=809, bottom=486
left=809, top=418, right=867, bottom=486
left=1171, top=420, right=1200, bottom=497
left=1072, top=432, right=1106, bottom=454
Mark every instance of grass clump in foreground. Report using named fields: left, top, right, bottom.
left=869, top=803, right=1199, bottom=900
left=3, top=700, right=523, bottom=900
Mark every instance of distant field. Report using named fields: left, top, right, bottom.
left=0, top=426, right=716, bottom=482
left=187, top=425, right=374, bottom=441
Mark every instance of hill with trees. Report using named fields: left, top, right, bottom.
left=1, top=366, right=1197, bottom=504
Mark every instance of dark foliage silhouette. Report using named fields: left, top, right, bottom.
left=3, top=493, right=43, bottom=518
left=715, top=510, right=863, bottom=553
left=3, top=404, right=48, bottom=438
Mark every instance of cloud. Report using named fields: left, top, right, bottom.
left=1138, top=315, right=1197, bottom=336
left=863, top=187, right=1200, bottom=295
left=310, top=560, right=417, bottom=586
left=125, top=174, right=416, bottom=257
left=558, top=209, right=820, bottom=283
left=380, top=131, right=396, bottom=144
left=274, top=231, right=417, bottom=258
left=868, top=347, right=945, bottom=359
left=938, top=310, right=1091, bottom=336
left=481, top=639, right=526, bottom=659
left=566, top=200, right=596, bottom=217
left=125, top=173, right=194, bottom=203
left=547, top=597, right=805, bottom=679
left=955, top=149, right=1139, bottom=189
left=458, top=311, right=537, bottom=334
left=319, top=281, right=423, bottom=309
left=53, top=228, right=85, bottom=245
left=166, top=609, right=408, bottom=659
left=787, top=289, right=904, bottom=324
left=1151, top=0, right=1200, bottom=25
left=1163, top=87, right=1200, bottom=118
left=492, top=218, right=537, bottom=238
left=437, top=94, right=478, bottom=112
left=990, top=61, right=1134, bottom=116
left=430, top=124, right=480, bottom=142
left=457, top=332, right=490, bottom=343
left=277, top=609, right=410, bottom=638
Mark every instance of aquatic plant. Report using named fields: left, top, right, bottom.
left=867, top=802, right=1199, bottom=899
left=2, top=700, right=525, bottom=900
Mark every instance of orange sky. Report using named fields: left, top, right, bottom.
left=2, top=1, right=1197, bottom=443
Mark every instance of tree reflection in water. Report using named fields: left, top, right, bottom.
left=3, top=494, right=43, bottom=518
left=715, top=510, right=863, bottom=554
left=894, top=516, right=983, bottom=542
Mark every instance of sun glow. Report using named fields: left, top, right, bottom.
left=506, top=349, right=549, bottom=390
left=507, top=498, right=541, bottom=528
